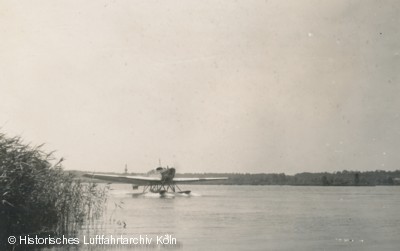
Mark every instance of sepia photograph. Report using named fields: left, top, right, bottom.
left=1, top=1, right=399, bottom=250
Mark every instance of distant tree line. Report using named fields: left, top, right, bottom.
left=175, top=170, right=400, bottom=186
left=73, top=169, right=400, bottom=186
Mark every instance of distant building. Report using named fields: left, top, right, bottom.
left=393, top=178, right=400, bottom=185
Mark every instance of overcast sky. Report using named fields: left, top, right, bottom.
left=1, top=0, right=399, bottom=174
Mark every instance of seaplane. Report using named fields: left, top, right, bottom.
left=83, top=166, right=228, bottom=196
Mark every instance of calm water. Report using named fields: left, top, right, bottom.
left=48, top=185, right=400, bottom=250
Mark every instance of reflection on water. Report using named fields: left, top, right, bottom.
left=41, top=185, right=400, bottom=251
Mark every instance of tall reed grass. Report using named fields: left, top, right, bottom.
left=0, top=133, right=107, bottom=249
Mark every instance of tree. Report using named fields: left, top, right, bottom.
left=354, top=173, right=360, bottom=185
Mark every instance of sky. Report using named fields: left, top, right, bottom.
left=1, top=0, right=399, bottom=174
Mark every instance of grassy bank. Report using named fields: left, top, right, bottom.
left=0, top=133, right=107, bottom=249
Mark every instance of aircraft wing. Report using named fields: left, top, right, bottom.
left=83, top=173, right=162, bottom=185
left=172, top=177, right=228, bottom=183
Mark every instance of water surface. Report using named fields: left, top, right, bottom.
left=50, top=185, right=400, bottom=250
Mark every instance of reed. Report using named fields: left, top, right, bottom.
left=0, top=133, right=107, bottom=249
